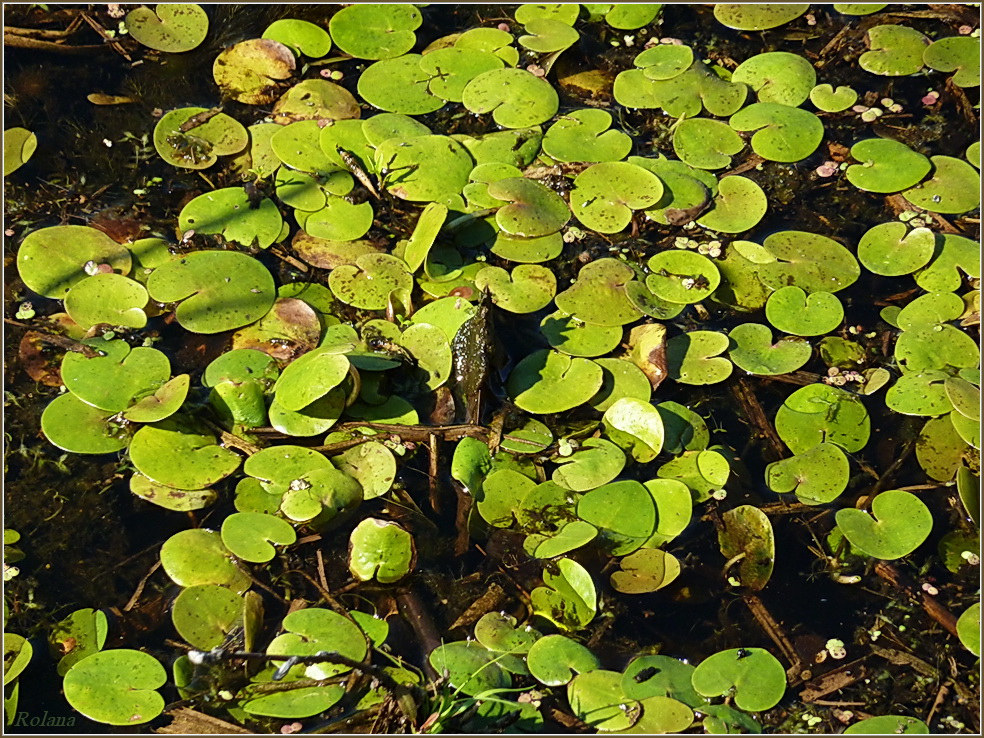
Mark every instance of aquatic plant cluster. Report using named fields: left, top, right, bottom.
left=3, top=3, right=980, bottom=734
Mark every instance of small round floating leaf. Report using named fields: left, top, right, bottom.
left=160, top=529, right=250, bottom=592
left=605, top=4, right=662, bottom=29
left=507, top=349, right=603, bottom=414
left=860, top=25, right=930, bottom=76
left=957, top=602, right=981, bottom=656
left=178, top=188, right=283, bottom=249
left=62, top=649, right=166, bottom=726
left=915, top=233, right=980, bottom=292
left=462, top=68, right=560, bottom=128
left=611, top=548, right=681, bottom=594
left=375, top=135, right=473, bottom=202
left=531, top=557, right=597, bottom=630
left=153, top=107, right=248, bottom=170
left=17, top=225, right=132, bottom=299
left=476, top=265, right=556, bottom=314
left=302, top=197, right=374, bottom=242
left=329, top=4, right=421, bottom=60
left=491, top=231, right=564, bottom=263
left=766, top=287, right=844, bottom=337
left=420, top=47, right=505, bottom=103
left=691, top=648, right=786, bottom=712
left=728, top=323, right=811, bottom=375
left=622, top=655, right=702, bottom=706
left=729, top=103, right=823, bottom=163
left=902, top=155, right=981, bottom=214
left=916, top=414, right=969, bottom=482
left=4, top=633, right=31, bottom=686
left=846, top=139, right=932, bottom=193
left=489, top=177, right=570, bottom=238
left=696, top=175, right=767, bottom=233
left=519, top=18, right=580, bottom=53
left=858, top=222, right=935, bottom=276
left=478, top=469, right=535, bottom=526
left=527, top=634, right=600, bottom=687
left=532, top=520, right=599, bottom=559
left=349, top=518, right=416, bottom=584
left=62, top=339, right=170, bottom=412
left=571, top=162, right=664, bottom=233
left=542, top=109, right=632, bottom=163
left=945, top=376, right=980, bottom=421
left=4, top=127, right=37, bottom=176
left=713, top=4, right=808, bottom=31
left=242, top=686, right=345, bottom=719
left=886, top=370, right=952, bottom=416
left=130, top=416, right=241, bottom=490
left=359, top=55, right=444, bottom=115
left=844, top=716, right=929, bottom=734
left=667, top=331, right=732, bottom=385
left=123, top=374, right=190, bottom=424
left=758, top=230, right=860, bottom=294
left=41, top=393, right=127, bottom=455
left=603, top=397, right=665, bottom=461
left=148, top=250, right=276, bottom=333
left=924, top=36, right=980, bottom=88
left=835, top=489, right=933, bottom=559
left=130, top=473, right=215, bottom=512
left=221, top=512, right=296, bottom=563
left=967, top=141, right=981, bottom=169
left=568, top=670, right=640, bottom=732
left=577, top=480, right=655, bottom=555
left=673, top=118, right=744, bottom=170
left=540, top=311, right=621, bottom=357
left=809, top=83, right=858, bottom=112
left=590, top=358, right=652, bottom=413
left=835, top=4, right=888, bottom=14
left=262, top=18, right=331, bottom=58
left=334, top=442, right=397, bottom=500
left=656, top=401, right=710, bottom=455
left=775, top=384, right=870, bottom=454
left=213, top=39, right=296, bottom=106
left=555, top=259, right=643, bottom=327
left=632, top=44, right=693, bottom=80
left=719, top=505, right=774, bottom=590
left=642, top=478, right=694, bottom=543
left=553, top=438, right=626, bottom=492
left=429, top=642, right=510, bottom=696
left=766, top=442, right=849, bottom=504
left=125, top=3, right=208, bottom=53
left=271, top=120, right=339, bottom=174
left=646, top=250, right=720, bottom=304
left=474, top=612, right=539, bottom=655
left=329, top=254, right=413, bottom=310
left=515, top=3, right=580, bottom=25
left=64, top=274, right=147, bottom=330
left=50, top=608, right=109, bottom=677
left=733, top=52, right=816, bottom=106
left=451, top=436, right=492, bottom=497
left=274, top=348, right=349, bottom=412
left=171, top=585, right=243, bottom=650
left=268, top=608, right=368, bottom=680
left=273, top=78, right=361, bottom=124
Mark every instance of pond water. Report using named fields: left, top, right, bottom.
left=3, top=3, right=980, bottom=734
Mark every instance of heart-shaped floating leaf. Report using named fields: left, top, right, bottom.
left=728, top=323, right=811, bottom=375
left=178, top=187, right=283, bottom=248
left=519, top=17, right=580, bottom=53
left=273, top=79, right=360, bottom=125
left=691, top=647, right=786, bottom=712
left=329, top=253, right=413, bottom=310
left=130, top=472, right=215, bottom=512
left=713, top=4, right=808, bottom=30
left=622, top=655, right=702, bottom=706
left=766, top=286, right=844, bottom=337
left=329, top=4, right=421, bottom=60
left=171, top=584, right=243, bottom=650
left=719, top=505, right=774, bottom=590
left=507, top=349, right=603, bottom=414
left=451, top=436, right=492, bottom=496
left=462, top=68, right=560, bottom=128
left=375, top=135, right=473, bottom=202
left=568, top=670, right=641, bottom=732
left=212, top=39, right=296, bottom=106
left=886, top=370, right=953, bottom=416
left=733, top=51, right=816, bottom=106
left=672, top=118, right=745, bottom=170
left=766, top=442, right=850, bottom=505
left=603, top=397, right=665, bottom=462
left=62, top=649, right=166, bottom=726
left=902, top=155, right=981, bottom=215
left=552, top=438, right=626, bottom=492
left=334, top=441, right=397, bottom=500
left=527, top=634, right=600, bottom=687
left=429, top=641, right=511, bottom=696
left=531, top=557, right=597, bottom=630
left=915, top=415, right=968, bottom=483
left=274, top=348, right=350, bottom=411
left=488, top=177, right=570, bottom=238
left=570, top=162, right=664, bottom=233
left=611, top=548, right=681, bottom=594
left=657, top=448, right=731, bottom=502
left=590, top=358, right=652, bottom=413
left=696, top=175, right=767, bottom=233
left=268, top=608, right=368, bottom=680
left=809, top=83, right=858, bottom=112
left=476, top=265, right=556, bottom=314
left=358, top=55, right=444, bottom=115
left=62, top=338, right=170, bottom=413
left=775, top=383, right=870, bottom=454
left=667, top=330, right=733, bottom=385
left=554, top=258, right=643, bottom=326
left=646, top=250, right=720, bottom=304
left=262, top=18, right=331, bottom=58
left=242, top=686, right=345, bottom=719
left=846, top=139, right=931, bottom=193
left=420, top=47, right=505, bottom=102
left=474, top=612, right=540, bottom=655
left=125, top=3, right=208, bottom=53
left=49, top=608, right=109, bottom=677
left=17, top=225, right=132, bottom=299
left=757, top=230, right=860, bottom=294
left=729, top=103, right=823, bottom=163
left=477, top=468, right=536, bottom=527
left=858, top=222, right=936, bottom=276
left=40, top=393, right=127, bottom=455
left=4, top=126, right=37, bottom=176
left=530, top=520, right=599, bottom=559
left=221, top=512, right=296, bottom=563
left=123, top=374, right=190, bottom=424
left=540, top=311, right=622, bottom=357
left=644, top=478, right=694, bottom=546
left=542, top=109, right=631, bottom=163
left=924, top=36, right=980, bottom=88
left=657, top=401, right=710, bottom=454
left=160, top=528, right=251, bottom=592
left=860, top=24, right=929, bottom=76
left=956, top=602, right=981, bottom=657
left=843, top=716, right=930, bottom=735
left=348, top=518, right=416, bottom=583
left=153, top=107, right=248, bottom=170
left=835, top=489, right=933, bottom=559
left=577, top=480, right=656, bottom=555
left=129, top=416, right=241, bottom=490
left=64, top=274, right=148, bottom=330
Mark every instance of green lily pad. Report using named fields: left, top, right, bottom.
left=271, top=119, right=340, bottom=174
left=540, top=311, right=622, bottom=357
left=656, top=401, right=710, bottom=455
left=924, top=36, right=980, bottom=88
left=630, top=43, right=694, bottom=80
left=673, top=118, right=745, bottom=170
left=241, top=686, right=345, bottom=719
left=610, top=548, right=681, bottom=594
left=527, top=634, right=600, bottom=686
left=622, top=655, right=702, bottom=706
left=153, top=107, right=248, bottom=170
left=530, top=557, right=597, bottom=630
left=718, top=505, right=774, bottom=590
left=349, top=518, right=416, bottom=584
left=766, top=443, right=850, bottom=505
left=476, top=265, right=557, bottom=314
left=333, top=442, right=396, bottom=500
left=40, top=393, right=127, bottom=455
left=62, top=649, right=166, bottom=726
left=129, top=416, right=241, bottom=490
left=273, top=348, right=350, bottom=412
left=844, top=716, right=930, bottom=734
left=4, top=633, right=31, bottom=687
left=555, top=258, right=643, bottom=326
left=757, top=230, right=860, bottom=294
left=646, top=250, right=720, bottom=304
left=221, top=512, right=296, bottom=563
left=603, top=397, right=665, bottom=462
left=766, top=286, right=844, bottom=336
left=125, top=3, right=208, bottom=53
left=213, top=39, right=296, bottom=106
left=178, top=188, right=283, bottom=248
left=268, top=608, right=367, bottom=680
left=577, top=480, right=655, bottom=555
left=519, top=17, right=580, bottom=53
left=160, top=529, right=250, bottom=592
left=451, top=436, right=492, bottom=497
left=604, top=4, right=662, bottom=29
left=860, top=25, right=930, bottom=76
left=568, top=670, right=642, bottom=731
left=501, top=417, right=554, bottom=456
left=632, top=156, right=717, bottom=225
left=733, top=52, right=816, bottom=106
left=488, top=177, right=570, bottom=238
left=966, top=140, right=980, bottom=169
left=329, top=4, right=421, bottom=60
left=171, top=584, right=243, bottom=650
left=542, top=109, right=631, bottom=163
left=49, top=608, right=109, bottom=677
left=696, top=175, right=767, bottom=233
left=713, top=4, right=808, bottom=31
left=902, top=155, right=981, bottom=214
left=657, top=447, right=730, bottom=500
left=377, top=135, right=473, bottom=202
left=915, top=233, right=980, bottom=292
left=474, top=611, right=539, bottom=657
left=729, top=103, right=823, bottom=163
left=809, top=83, right=859, bottom=112
left=846, top=139, right=932, bottom=193
left=775, top=383, right=870, bottom=454
left=858, top=222, right=936, bottom=276
left=667, top=331, right=733, bottom=385
left=462, top=68, right=560, bottom=128
left=429, top=641, right=510, bottom=697
left=477, top=469, right=535, bottom=527
left=420, top=47, right=505, bottom=103
left=17, top=225, right=132, bottom=299
left=835, top=4, right=888, bottom=14
left=358, top=55, right=444, bottom=115
left=62, top=338, right=170, bottom=412
left=130, top=473, right=215, bottom=512
left=691, top=648, right=786, bottom=712
left=329, top=254, right=413, bottom=310
left=589, top=358, right=652, bottom=413
left=491, top=231, right=565, bottom=264
left=123, top=374, right=189, bottom=424
left=507, top=349, right=604, bottom=414
left=4, top=126, right=37, bottom=176
left=262, top=18, right=331, bottom=58
left=886, top=370, right=952, bottom=416
left=571, top=162, right=665, bottom=233
left=553, top=438, right=626, bottom=492
left=530, top=520, right=600, bottom=559
left=300, top=196, right=374, bottom=242
left=515, top=3, right=581, bottom=25
left=728, top=323, right=811, bottom=375
left=956, top=602, right=981, bottom=656
left=835, top=489, right=933, bottom=559
left=916, top=414, right=970, bottom=482
left=147, top=250, right=276, bottom=333
left=945, top=376, right=980, bottom=420
left=64, top=274, right=148, bottom=330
